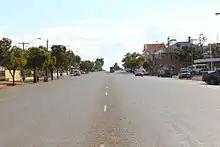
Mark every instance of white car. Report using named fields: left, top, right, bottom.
left=134, top=69, right=144, bottom=77
left=71, top=70, right=81, bottom=76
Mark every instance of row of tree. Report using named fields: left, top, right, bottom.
left=79, top=58, right=104, bottom=72
left=0, top=38, right=104, bottom=85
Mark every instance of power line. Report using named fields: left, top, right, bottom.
left=18, top=42, right=29, bottom=50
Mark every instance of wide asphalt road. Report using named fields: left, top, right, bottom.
left=1, top=72, right=220, bottom=146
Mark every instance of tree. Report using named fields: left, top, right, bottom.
left=2, top=46, right=26, bottom=86
left=79, top=60, right=94, bottom=72
left=72, top=54, right=81, bottom=66
left=173, top=45, right=192, bottom=66
left=94, top=58, right=104, bottom=71
left=48, top=54, right=56, bottom=80
left=173, top=45, right=204, bottom=66
left=143, top=61, right=149, bottom=70
left=62, top=50, right=75, bottom=75
left=26, top=47, right=51, bottom=83
left=122, top=52, right=145, bottom=69
left=210, top=43, right=220, bottom=58
left=0, top=38, right=12, bottom=66
left=51, top=45, right=66, bottom=79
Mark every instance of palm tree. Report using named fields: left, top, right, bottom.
left=165, top=36, right=177, bottom=53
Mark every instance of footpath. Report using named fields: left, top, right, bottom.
left=0, top=76, right=62, bottom=89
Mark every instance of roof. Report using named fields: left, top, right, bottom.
left=144, top=43, right=166, bottom=52
left=194, top=58, right=220, bottom=63
left=174, top=42, right=190, bottom=45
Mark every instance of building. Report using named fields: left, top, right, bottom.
left=0, top=66, right=21, bottom=81
left=143, top=43, right=166, bottom=70
left=143, top=43, right=166, bottom=55
left=143, top=42, right=192, bottom=73
left=194, top=58, right=220, bottom=69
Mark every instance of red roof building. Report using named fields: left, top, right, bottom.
left=143, top=43, right=166, bottom=53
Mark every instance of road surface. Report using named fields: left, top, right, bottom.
left=1, top=72, right=220, bottom=146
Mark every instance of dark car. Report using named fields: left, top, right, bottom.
left=179, top=70, right=192, bottom=79
left=199, top=68, right=209, bottom=75
left=110, top=67, right=115, bottom=73
left=158, top=69, right=173, bottom=78
left=202, top=69, right=220, bottom=85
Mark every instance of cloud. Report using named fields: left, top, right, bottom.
left=72, top=19, right=110, bottom=24
left=8, top=5, right=220, bottom=70
left=0, top=26, right=8, bottom=29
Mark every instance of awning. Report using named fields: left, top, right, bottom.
left=194, top=58, right=220, bottom=64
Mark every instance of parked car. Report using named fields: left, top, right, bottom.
left=110, top=67, right=115, bottom=73
left=202, top=69, right=220, bottom=85
left=199, top=68, right=209, bottom=75
left=134, top=69, right=144, bottom=77
left=158, top=69, right=173, bottom=78
left=71, top=70, right=81, bottom=76
left=143, top=70, right=149, bottom=75
left=179, top=70, right=192, bottom=79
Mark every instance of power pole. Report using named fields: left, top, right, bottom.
left=18, top=42, right=29, bottom=82
left=18, top=42, right=29, bottom=50
left=46, top=39, right=49, bottom=50
left=44, top=39, right=49, bottom=82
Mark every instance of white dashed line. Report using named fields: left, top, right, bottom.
left=216, top=109, right=220, bottom=111
left=106, top=86, right=108, bottom=89
left=105, top=92, right=108, bottom=96
left=104, top=105, right=107, bottom=112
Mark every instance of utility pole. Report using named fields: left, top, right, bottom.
left=18, top=42, right=29, bottom=50
left=188, top=36, right=194, bottom=65
left=18, top=42, right=29, bottom=82
left=210, top=44, right=213, bottom=70
left=46, top=39, right=49, bottom=50
left=44, top=39, right=49, bottom=82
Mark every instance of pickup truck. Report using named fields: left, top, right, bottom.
left=202, top=69, right=220, bottom=85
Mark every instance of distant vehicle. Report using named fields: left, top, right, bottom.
left=179, top=70, right=192, bottom=79
left=134, top=69, right=144, bottom=77
left=80, top=70, right=85, bottom=74
left=202, top=69, right=220, bottom=85
left=199, top=68, right=209, bottom=75
left=158, top=68, right=173, bottom=78
left=143, top=70, right=149, bottom=75
left=110, top=67, right=115, bottom=73
left=71, top=70, right=81, bottom=76
left=188, top=64, right=208, bottom=75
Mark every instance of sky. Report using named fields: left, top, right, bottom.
left=1, top=0, right=220, bottom=69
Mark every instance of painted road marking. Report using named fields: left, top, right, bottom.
left=100, top=144, right=105, bottom=147
left=105, top=92, right=108, bottom=96
left=104, top=105, right=107, bottom=112
left=106, top=86, right=108, bottom=89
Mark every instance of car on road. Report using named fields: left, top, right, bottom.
left=199, top=68, right=209, bottom=75
left=179, top=70, right=192, bottom=79
left=134, top=69, right=144, bottom=77
left=202, top=69, right=220, bottom=85
left=71, top=70, right=81, bottom=76
left=143, top=70, right=149, bottom=75
left=158, top=69, right=173, bottom=78
left=110, top=67, right=115, bottom=73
